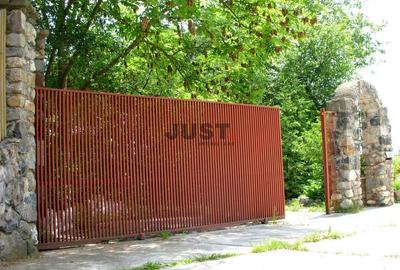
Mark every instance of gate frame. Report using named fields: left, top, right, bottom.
left=36, top=87, right=286, bottom=250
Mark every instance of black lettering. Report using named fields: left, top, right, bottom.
left=200, top=123, right=213, bottom=139
left=165, top=123, right=178, bottom=139
left=216, top=123, right=230, bottom=139
left=182, top=123, right=196, bottom=139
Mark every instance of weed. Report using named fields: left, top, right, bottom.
left=128, top=262, right=164, bottom=270
left=128, top=229, right=345, bottom=269
left=252, top=230, right=344, bottom=254
left=185, top=253, right=239, bottom=263
left=307, top=202, right=325, bottom=212
left=252, top=240, right=306, bottom=253
left=394, top=180, right=400, bottom=191
left=285, top=200, right=325, bottom=212
left=159, top=231, right=171, bottom=240
left=286, top=199, right=301, bottom=211
left=123, top=253, right=239, bottom=270
left=335, top=203, right=363, bottom=213
left=302, top=231, right=343, bottom=243
left=271, top=207, right=277, bottom=224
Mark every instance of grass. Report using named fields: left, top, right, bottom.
left=285, top=199, right=302, bottom=211
left=159, top=231, right=171, bottom=240
left=252, top=240, right=305, bottom=253
left=124, top=253, right=239, bottom=270
left=307, top=203, right=326, bottom=212
left=182, top=253, right=239, bottom=263
left=129, top=262, right=164, bottom=270
left=286, top=198, right=364, bottom=214
left=251, top=230, right=344, bottom=254
left=285, top=199, right=325, bottom=212
left=271, top=207, right=278, bottom=224
left=335, top=203, right=363, bottom=213
left=302, top=230, right=343, bottom=243
left=124, top=230, right=345, bottom=269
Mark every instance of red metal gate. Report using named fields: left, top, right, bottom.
left=320, top=109, right=337, bottom=214
left=36, top=87, right=285, bottom=250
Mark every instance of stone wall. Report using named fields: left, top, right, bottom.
left=0, top=0, right=42, bottom=260
left=327, top=80, right=394, bottom=210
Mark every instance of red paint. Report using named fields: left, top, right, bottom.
left=36, top=87, right=285, bottom=250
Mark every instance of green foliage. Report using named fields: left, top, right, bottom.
left=183, top=253, right=239, bottom=263
left=307, top=202, right=325, bottom=212
left=34, top=1, right=382, bottom=200
left=125, top=253, right=239, bottom=270
left=252, top=230, right=343, bottom=253
left=394, top=180, right=400, bottom=191
left=394, top=155, right=400, bottom=181
left=159, top=231, right=171, bottom=240
left=286, top=199, right=325, bottom=212
left=302, top=231, right=343, bottom=243
left=263, top=5, right=382, bottom=199
left=287, top=121, right=324, bottom=200
left=286, top=199, right=302, bottom=211
left=34, top=0, right=321, bottom=98
left=252, top=240, right=305, bottom=253
left=129, top=262, right=163, bottom=270
left=335, top=203, right=363, bottom=214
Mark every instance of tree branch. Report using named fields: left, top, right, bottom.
left=59, top=0, right=104, bottom=88
left=45, top=48, right=57, bottom=83
left=144, top=40, right=186, bottom=80
left=48, top=0, right=76, bottom=86
left=221, top=2, right=244, bottom=28
left=80, top=32, right=145, bottom=90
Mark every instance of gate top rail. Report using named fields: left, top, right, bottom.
left=37, top=87, right=281, bottom=111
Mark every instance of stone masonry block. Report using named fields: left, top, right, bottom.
left=7, top=94, right=26, bottom=108
left=7, top=9, right=26, bottom=33
left=6, top=57, right=26, bottom=68
left=6, top=33, right=26, bottom=47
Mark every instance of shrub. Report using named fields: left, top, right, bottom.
left=394, top=180, right=400, bottom=191
left=288, top=121, right=324, bottom=201
left=159, top=231, right=171, bottom=240
left=394, top=155, right=400, bottom=180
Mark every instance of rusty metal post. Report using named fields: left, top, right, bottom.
left=320, top=108, right=331, bottom=215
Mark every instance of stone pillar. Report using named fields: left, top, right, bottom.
left=327, top=81, right=394, bottom=210
left=34, top=29, right=47, bottom=87
left=361, top=106, right=394, bottom=205
left=0, top=0, right=40, bottom=260
left=327, top=85, right=363, bottom=209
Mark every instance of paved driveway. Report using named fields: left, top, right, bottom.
left=173, top=205, right=400, bottom=269
left=2, top=204, right=400, bottom=270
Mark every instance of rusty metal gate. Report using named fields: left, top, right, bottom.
left=36, top=87, right=285, bottom=250
left=320, top=109, right=337, bottom=214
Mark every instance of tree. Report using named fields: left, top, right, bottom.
left=34, top=0, right=383, bottom=200
left=34, top=0, right=321, bottom=99
left=262, top=2, right=382, bottom=199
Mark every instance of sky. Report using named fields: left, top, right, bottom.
left=358, top=0, right=400, bottom=153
